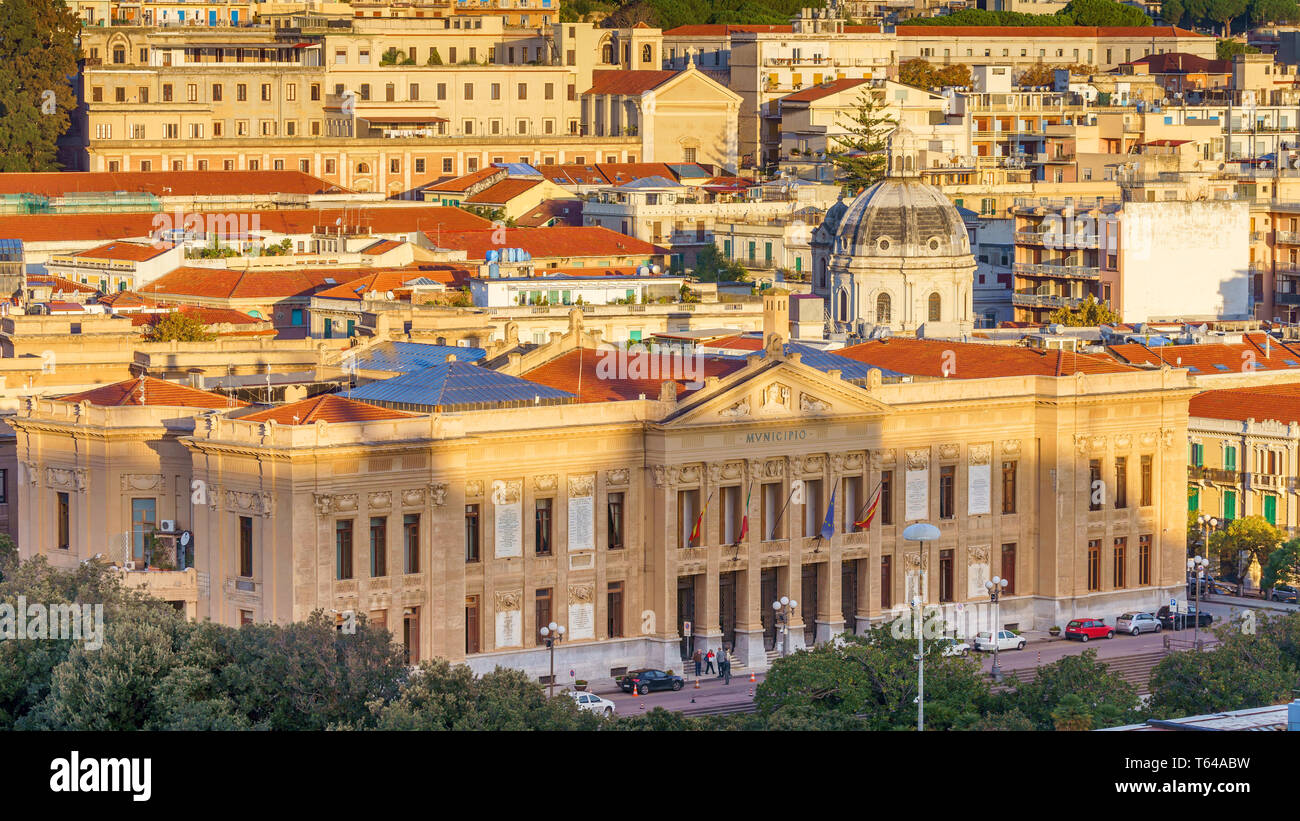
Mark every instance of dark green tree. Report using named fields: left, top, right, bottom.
left=143, top=312, right=217, bottom=343
left=0, top=0, right=80, bottom=171
left=1148, top=630, right=1297, bottom=717
left=1061, top=0, right=1152, bottom=25
left=1162, top=0, right=1187, bottom=23
left=1261, top=536, right=1300, bottom=593
left=1046, top=295, right=1121, bottom=327
left=1207, top=0, right=1249, bottom=33
left=827, top=87, right=896, bottom=192
left=691, top=243, right=748, bottom=282
left=998, top=649, right=1144, bottom=730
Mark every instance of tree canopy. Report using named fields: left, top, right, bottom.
left=1209, top=515, right=1283, bottom=574
left=691, top=244, right=749, bottom=282
left=0, top=0, right=80, bottom=171
left=904, top=0, right=1150, bottom=27
left=898, top=59, right=972, bottom=90
left=143, top=312, right=217, bottom=343
left=827, top=87, right=896, bottom=192
left=1046, top=295, right=1121, bottom=327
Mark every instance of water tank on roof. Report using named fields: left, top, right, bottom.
left=651, top=265, right=662, bottom=274
left=488, top=262, right=499, bottom=278
left=637, top=266, right=649, bottom=276
left=486, top=249, right=499, bottom=263
left=522, top=251, right=531, bottom=262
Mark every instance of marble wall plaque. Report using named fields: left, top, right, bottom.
left=905, top=468, right=929, bottom=521
left=568, top=495, right=594, bottom=552
left=968, top=462, right=991, bottom=516
left=495, top=608, right=521, bottom=648
left=495, top=502, right=522, bottom=558
left=568, top=602, right=595, bottom=640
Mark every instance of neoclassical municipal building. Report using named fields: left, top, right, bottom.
left=1, top=164, right=1197, bottom=679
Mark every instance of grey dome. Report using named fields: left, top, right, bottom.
left=832, top=177, right=971, bottom=259
left=822, top=196, right=849, bottom=235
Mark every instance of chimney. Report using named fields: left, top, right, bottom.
left=762, top=288, right=791, bottom=350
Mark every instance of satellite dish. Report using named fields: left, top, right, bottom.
left=637, top=266, right=649, bottom=276
left=651, top=264, right=662, bottom=274
left=385, top=291, right=394, bottom=300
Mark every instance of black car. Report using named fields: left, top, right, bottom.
left=619, top=669, right=684, bottom=695
left=1156, top=605, right=1213, bottom=630
left=1271, top=584, right=1298, bottom=604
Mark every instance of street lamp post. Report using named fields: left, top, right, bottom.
left=539, top=621, right=566, bottom=697
left=985, top=575, right=1010, bottom=682
left=902, top=522, right=940, bottom=733
left=1188, top=556, right=1210, bottom=650
left=771, top=596, right=798, bottom=657
left=1197, top=513, right=1219, bottom=579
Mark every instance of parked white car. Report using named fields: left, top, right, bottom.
left=936, top=638, right=971, bottom=657
left=973, top=630, right=1026, bottom=652
left=568, top=690, right=616, bottom=716
left=1117, top=611, right=1162, bottom=635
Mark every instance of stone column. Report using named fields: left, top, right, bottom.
left=784, top=457, right=807, bottom=653
left=698, top=462, right=723, bottom=653
left=733, top=459, right=767, bottom=668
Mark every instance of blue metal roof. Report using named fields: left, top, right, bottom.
left=351, top=361, right=575, bottom=409
left=346, top=341, right=485, bottom=374
left=787, top=342, right=908, bottom=381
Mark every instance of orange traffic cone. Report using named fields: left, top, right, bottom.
left=694, top=677, right=700, bottom=689
left=749, top=670, right=756, bottom=683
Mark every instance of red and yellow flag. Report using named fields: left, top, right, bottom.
left=854, top=484, right=882, bottom=530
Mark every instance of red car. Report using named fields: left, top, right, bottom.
left=1064, top=618, right=1114, bottom=642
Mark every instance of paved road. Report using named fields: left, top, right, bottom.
left=598, top=671, right=767, bottom=716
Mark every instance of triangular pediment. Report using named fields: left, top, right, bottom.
left=659, top=354, right=889, bottom=427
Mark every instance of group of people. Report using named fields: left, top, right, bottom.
left=692, top=646, right=732, bottom=684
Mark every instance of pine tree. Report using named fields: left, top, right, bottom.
left=827, top=87, right=896, bottom=194
left=0, top=0, right=80, bottom=171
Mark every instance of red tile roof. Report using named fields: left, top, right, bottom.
left=61, top=376, right=244, bottom=409
left=99, top=290, right=154, bottom=307
left=515, top=199, right=585, bottom=228
left=534, top=162, right=682, bottom=188
left=522, top=348, right=746, bottom=402
left=0, top=206, right=490, bottom=244
left=1190, top=383, right=1300, bottom=423
left=139, top=267, right=343, bottom=301
left=360, top=239, right=404, bottom=256
left=664, top=24, right=880, bottom=35
left=464, top=178, right=541, bottom=205
left=1106, top=333, right=1300, bottom=373
left=428, top=226, right=666, bottom=260
left=833, top=338, right=1136, bottom=379
left=704, top=334, right=765, bottom=352
left=779, top=78, right=871, bottom=103
left=130, top=304, right=267, bottom=328
left=423, top=166, right=502, bottom=193
left=241, top=393, right=415, bottom=424
left=896, top=25, right=1205, bottom=38
left=27, top=275, right=100, bottom=294
left=71, top=241, right=172, bottom=262
left=0, top=170, right=351, bottom=198
left=314, top=266, right=472, bottom=300
left=1128, top=52, right=1230, bottom=74
left=585, top=69, right=680, bottom=96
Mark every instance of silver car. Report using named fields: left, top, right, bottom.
left=1116, top=611, right=1161, bottom=635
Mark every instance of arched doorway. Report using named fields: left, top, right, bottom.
left=837, top=288, right=849, bottom=321
left=928, top=292, right=942, bottom=322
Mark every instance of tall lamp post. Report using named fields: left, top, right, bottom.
left=772, top=596, right=798, bottom=657
left=539, top=621, right=566, bottom=697
left=985, top=575, right=1010, bottom=682
left=1188, top=556, right=1210, bottom=650
left=1196, top=513, right=1219, bottom=577
left=903, top=522, right=940, bottom=732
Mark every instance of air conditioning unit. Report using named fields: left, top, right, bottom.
left=124, top=561, right=137, bottom=571
left=159, top=520, right=176, bottom=533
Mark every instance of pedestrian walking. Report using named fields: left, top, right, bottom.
left=721, top=647, right=731, bottom=684
left=705, top=649, right=715, bottom=675
left=693, top=647, right=703, bottom=678
left=717, top=646, right=726, bottom=678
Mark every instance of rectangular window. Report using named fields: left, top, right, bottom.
left=163, top=84, right=173, bottom=102
left=802, top=479, right=823, bottom=538
left=131, top=498, right=155, bottom=562
left=1113, top=536, right=1127, bottom=588
left=939, top=466, right=955, bottom=519
left=844, top=476, right=863, bottom=532
left=535, top=588, right=552, bottom=645
left=1089, top=459, right=1102, bottom=511
left=1001, top=461, right=1017, bottom=514
left=465, top=504, right=480, bottom=562
left=722, top=485, right=743, bottom=544
left=607, top=491, right=625, bottom=549
left=607, top=581, right=624, bottom=638
left=679, top=489, right=701, bottom=547
left=287, top=83, right=297, bottom=101
left=517, top=82, right=527, bottom=100
left=1140, top=454, right=1153, bottom=507
left=1001, top=543, right=1016, bottom=594
left=370, top=517, right=387, bottom=577
left=1264, top=494, right=1278, bottom=525
left=1087, top=539, right=1101, bottom=591
left=761, top=482, right=780, bottom=540
left=535, top=498, right=553, bottom=555
left=466, top=596, right=480, bottom=654
left=57, top=492, right=70, bottom=550
left=0, top=469, right=6, bottom=504
left=464, top=82, right=474, bottom=100
left=1190, top=442, right=1204, bottom=467
left=336, top=520, right=354, bottom=580
left=880, top=556, right=892, bottom=609
left=403, top=514, right=423, bottom=571
left=1114, top=457, right=1128, bottom=509
left=1224, top=446, right=1237, bottom=471
left=881, top=470, right=894, bottom=525
left=236, top=83, right=246, bottom=102
left=239, top=515, right=253, bottom=578
left=939, top=549, right=954, bottom=602
left=1224, top=489, right=1237, bottom=520
left=1138, top=535, right=1151, bottom=585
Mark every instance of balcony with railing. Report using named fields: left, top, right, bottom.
left=1189, top=466, right=1242, bottom=484
left=1011, top=291, right=1086, bottom=309
left=1276, top=230, right=1300, bottom=244
left=1013, top=261, right=1101, bottom=279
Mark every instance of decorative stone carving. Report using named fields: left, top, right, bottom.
left=568, top=474, right=594, bottom=498
left=763, top=458, right=784, bottom=478
left=401, top=487, right=426, bottom=508
left=47, top=467, right=87, bottom=492
left=678, top=465, right=701, bottom=485
left=314, top=494, right=333, bottom=517
left=707, top=463, right=723, bottom=483
left=431, top=483, right=448, bottom=506
left=829, top=453, right=844, bottom=474
left=866, top=368, right=883, bottom=390
left=968, top=443, right=992, bottom=466
left=799, top=454, right=825, bottom=476
left=333, top=494, right=358, bottom=513
left=721, top=461, right=744, bottom=480
left=1002, top=439, right=1021, bottom=456
left=800, top=393, right=831, bottom=412
left=491, top=480, right=522, bottom=505
left=607, top=468, right=630, bottom=486
left=494, top=590, right=522, bottom=610
left=651, top=465, right=668, bottom=487
left=1114, top=433, right=1132, bottom=452
left=1139, top=431, right=1157, bottom=449
left=567, top=584, right=595, bottom=604
left=225, top=489, right=272, bottom=517
left=120, top=473, right=164, bottom=492
left=718, top=398, right=750, bottom=418
left=465, top=479, right=484, bottom=499
left=904, top=551, right=928, bottom=571
left=1160, top=428, right=1176, bottom=450
left=938, top=443, right=960, bottom=461
left=844, top=452, right=865, bottom=472
left=905, top=448, right=929, bottom=471
left=968, top=545, right=990, bottom=564
left=19, top=461, right=38, bottom=486
left=534, top=474, right=557, bottom=493
left=368, top=491, right=392, bottom=510
left=760, top=382, right=791, bottom=413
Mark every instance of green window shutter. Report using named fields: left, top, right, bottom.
left=1225, top=446, right=1236, bottom=471
left=1223, top=489, right=1236, bottom=520
left=1188, top=486, right=1199, bottom=513
left=1265, top=494, right=1277, bottom=525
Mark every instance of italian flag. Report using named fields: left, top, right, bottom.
left=736, top=483, right=753, bottom=543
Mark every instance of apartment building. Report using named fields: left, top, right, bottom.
left=77, top=19, right=666, bottom=191
left=894, top=25, right=1215, bottom=72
